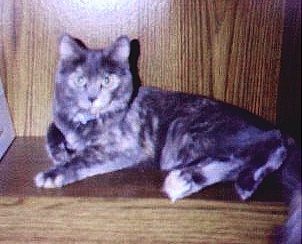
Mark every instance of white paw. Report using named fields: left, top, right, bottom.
left=162, top=170, right=192, bottom=202
left=34, top=171, right=64, bottom=188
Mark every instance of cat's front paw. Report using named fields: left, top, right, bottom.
left=162, top=170, right=195, bottom=202
left=34, top=170, right=65, bottom=188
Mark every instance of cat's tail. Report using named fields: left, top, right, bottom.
left=280, top=186, right=301, bottom=244
left=277, top=139, right=301, bottom=244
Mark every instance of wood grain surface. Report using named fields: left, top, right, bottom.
left=0, top=0, right=285, bottom=136
left=0, top=197, right=286, bottom=244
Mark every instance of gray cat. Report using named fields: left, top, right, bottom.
left=35, top=35, right=301, bottom=244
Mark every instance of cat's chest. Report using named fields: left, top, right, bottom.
left=92, top=123, right=136, bottom=148
left=90, top=118, right=156, bottom=160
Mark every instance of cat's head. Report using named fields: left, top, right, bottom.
left=54, top=34, right=133, bottom=121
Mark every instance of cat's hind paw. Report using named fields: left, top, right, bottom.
left=34, top=171, right=65, bottom=188
left=162, top=170, right=200, bottom=202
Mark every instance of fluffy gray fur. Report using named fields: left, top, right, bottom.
left=35, top=35, right=301, bottom=244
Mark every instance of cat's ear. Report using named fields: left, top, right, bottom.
left=109, top=36, right=130, bottom=64
left=59, top=34, right=85, bottom=60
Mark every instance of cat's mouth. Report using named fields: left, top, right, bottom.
left=73, top=101, right=112, bottom=124
left=89, top=100, right=112, bottom=115
left=78, top=97, right=112, bottom=116
left=88, top=94, right=112, bottom=114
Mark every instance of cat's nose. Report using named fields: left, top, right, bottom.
left=88, top=96, right=97, bottom=103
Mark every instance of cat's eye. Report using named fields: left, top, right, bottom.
left=103, top=74, right=111, bottom=85
left=74, top=75, right=87, bottom=87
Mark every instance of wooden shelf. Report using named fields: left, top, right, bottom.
left=0, top=137, right=286, bottom=244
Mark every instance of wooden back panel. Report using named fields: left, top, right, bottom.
left=0, top=0, right=284, bottom=136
